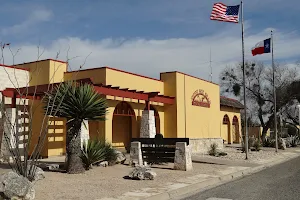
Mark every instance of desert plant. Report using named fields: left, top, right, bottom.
left=44, top=82, right=108, bottom=174
left=248, top=136, right=256, bottom=148
left=262, top=137, right=275, bottom=147
left=290, top=135, right=299, bottom=147
left=218, top=151, right=227, bottom=156
left=253, top=139, right=262, bottom=151
left=208, top=143, right=218, bottom=156
left=81, top=139, right=116, bottom=170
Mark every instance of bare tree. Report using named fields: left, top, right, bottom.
left=0, top=42, right=90, bottom=181
left=220, top=61, right=299, bottom=140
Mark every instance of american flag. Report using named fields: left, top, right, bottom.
left=210, top=3, right=240, bottom=23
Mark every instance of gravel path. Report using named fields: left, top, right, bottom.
left=194, top=147, right=282, bottom=163
left=33, top=162, right=225, bottom=200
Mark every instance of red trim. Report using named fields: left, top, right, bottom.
left=2, top=78, right=175, bottom=105
left=13, top=59, right=67, bottom=66
left=65, top=66, right=163, bottom=82
left=220, top=96, right=242, bottom=104
left=0, top=64, right=30, bottom=71
left=149, top=95, right=174, bottom=105
left=160, top=71, right=219, bottom=86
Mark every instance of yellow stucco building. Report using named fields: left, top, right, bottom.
left=1, top=59, right=244, bottom=157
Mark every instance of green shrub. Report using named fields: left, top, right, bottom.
left=208, top=143, right=218, bottom=156
left=80, top=139, right=117, bottom=170
left=262, top=137, right=275, bottom=147
left=286, top=124, right=299, bottom=136
left=253, top=139, right=262, bottom=151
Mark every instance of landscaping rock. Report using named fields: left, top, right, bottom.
left=128, top=166, right=157, bottom=180
left=279, top=138, right=286, bottom=150
left=28, top=165, right=45, bottom=181
left=0, top=171, right=35, bottom=200
left=115, top=150, right=126, bottom=164
left=97, top=161, right=108, bottom=167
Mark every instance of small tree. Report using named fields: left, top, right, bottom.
left=44, top=82, right=107, bottom=174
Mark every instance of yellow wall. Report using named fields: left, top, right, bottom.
left=14, top=59, right=244, bottom=157
left=18, top=60, right=67, bottom=85
left=105, top=68, right=164, bottom=94
left=220, top=106, right=242, bottom=143
left=28, top=100, right=49, bottom=157
left=17, top=60, right=67, bottom=157
left=64, top=68, right=106, bottom=84
left=64, top=67, right=164, bottom=94
left=161, top=72, right=221, bottom=139
left=160, top=73, right=177, bottom=137
left=88, top=99, right=165, bottom=150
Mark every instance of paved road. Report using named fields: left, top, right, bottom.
left=182, top=156, right=300, bottom=200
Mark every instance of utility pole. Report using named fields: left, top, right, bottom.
left=210, top=47, right=212, bottom=82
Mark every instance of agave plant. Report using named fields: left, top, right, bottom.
left=44, top=82, right=108, bottom=174
left=81, top=139, right=117, bottom=170
left=253, top=139, right=262, bottom=151
left=208, top=143, right=218, bottom=156
left=290, top=135, right=299, bottom=147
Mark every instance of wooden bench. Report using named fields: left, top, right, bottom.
left=131, top=138, right=189, bottom=164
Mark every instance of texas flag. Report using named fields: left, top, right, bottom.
left=251, top=38, right=271, bottom=56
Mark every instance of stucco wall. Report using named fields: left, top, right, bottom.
left=105, top=68, right=164, bottom=94
left=17, top=60, right=67, bottom=85
left=190, top=138, right=223, bottom=154
left=161, top=72, right=221, bottom=139
left=220, top=106, right=242, bottom=143
left=89, top=99, right=165, bottom=150
left=0, top=66, right=29, bottom=91
left=64, top=68, right=106, bottom=84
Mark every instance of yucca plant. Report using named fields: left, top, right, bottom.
left=44, top=82, right=108, bottom=174
left=81, top=139, right=117, bottom=170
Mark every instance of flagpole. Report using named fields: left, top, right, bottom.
left=241, top=0, right=248, bottom=159
left=272, top=30, right=278, bottom=152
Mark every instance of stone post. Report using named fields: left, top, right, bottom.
left=174, top=142, right=193, bottom=171
left=80, top=120, right=90, bottom=148
left=1, top=107, right=17, bottom=162
left=140, top=110, right=156, bottom=138
left=130, top=141, right=143, bottom=166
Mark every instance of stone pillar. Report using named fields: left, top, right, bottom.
left=1, top=107, right=17, bottom=162
left=174, top=142, right=193, bottom=171
left=130, top=141, right=143, bottom=166
left=140, top=110, right=156, bottom=138
left=80, top=120, right=90, bottom=148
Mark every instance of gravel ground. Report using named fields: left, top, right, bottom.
left=194, top=147, right=282, bottom=163
left=33, top=162, right=225, bottom=200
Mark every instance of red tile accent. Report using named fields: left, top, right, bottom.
left=0, top=64, right=30, bottom=71
left=13, top=59, right=67, bottom=66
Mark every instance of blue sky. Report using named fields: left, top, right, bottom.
left=1, top=0, right=300, bottom=82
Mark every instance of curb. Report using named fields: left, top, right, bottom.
left=143, top=153, right=300, bottom=200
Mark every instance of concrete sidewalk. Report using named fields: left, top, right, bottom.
left=98, top=148, right=300, bottom=200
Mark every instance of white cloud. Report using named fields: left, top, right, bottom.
left=3, top=27, right=300, bottom=83
left=1, top=9, right=52, bottom=35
